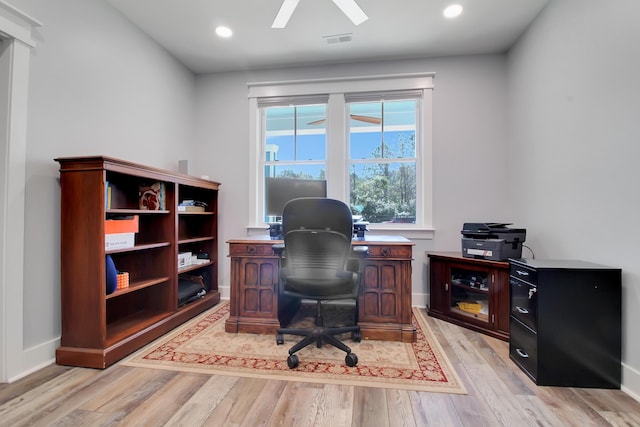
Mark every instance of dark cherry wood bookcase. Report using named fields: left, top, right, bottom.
left=54, top=156, right=221, bottom=368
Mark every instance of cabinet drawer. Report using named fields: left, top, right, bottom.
left=364, top=245, right=412, bottom=259
left=510, top=278, right=537, bottom=331
left=510, top=318, right=538, bottom=381
left=510, top=263, right=537, bottom=285
left=229, top=244, right=277, bottom=257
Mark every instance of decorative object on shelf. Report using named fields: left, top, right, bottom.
left=456, top=301, right=482, bottom=314
left=178, top=199, right=207, bottom=212
left=116, top=272, right=129, bottom=290
left=105, top=255, right=117, bottom=295
left=139, top=182, right=165, bottom=210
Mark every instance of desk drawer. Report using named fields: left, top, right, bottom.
left=510, top=278, right=537, bottom=331
left=364, top=245, right=412, bottom=259
left=510, top=317, right=538, bottom=381
left=229, top=243, right=277, bottom=257
left=510, top=264, right=537, bottom=285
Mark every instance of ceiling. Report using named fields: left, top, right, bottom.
left=106, top=0, right=549, bottom=75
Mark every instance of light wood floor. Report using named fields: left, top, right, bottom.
left=1, top=309, right=639, bottom=427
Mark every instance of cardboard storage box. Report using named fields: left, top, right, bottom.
left=105, top=215, right=139, bottom=234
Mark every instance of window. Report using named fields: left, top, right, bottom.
left=248, top=74, right=434, bottom=236
left=348, top=96, right=418, bottom=224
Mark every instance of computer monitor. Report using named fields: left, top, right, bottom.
left=265, top=177, right=327, bottom=219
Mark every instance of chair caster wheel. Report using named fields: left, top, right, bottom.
left=276, top=333, right=284, bottom=345
left=287, top=354, right=299, bottom=369
left=352, top=330, right=361, bottom=342
left=345, top=352, right=358, bottom=367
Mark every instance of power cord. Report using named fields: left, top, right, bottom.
left=522, top=244, right=535, bottom=259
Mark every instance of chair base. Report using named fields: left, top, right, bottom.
left=277, top=301, right=360, bottom=369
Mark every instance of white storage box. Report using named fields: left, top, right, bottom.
left=178, top=252, right=192, bottom=268
left=105, top=233, right=135, bottom=250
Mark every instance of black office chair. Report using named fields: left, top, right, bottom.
left=274, top=197, right=367, bottom=369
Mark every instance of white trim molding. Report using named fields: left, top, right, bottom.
left=247, top=72, right=435, bottom=233
left=0, top=1, right=41, bottom=383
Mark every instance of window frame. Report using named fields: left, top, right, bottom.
left=247, top=73, right=435, bottom=239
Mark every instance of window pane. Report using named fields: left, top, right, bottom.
left=349, top=100, right=416, bottom=159
left=348, top=98, right=418, bottom=224
left=265, top=105, right=326, bottom=161
left=349, top=102, right=382, bottom=159
left=350, top=161, right=416, bottom=224
left=263, top=169, right=326, bottom=222
left=264, top=164, right=325, bottom=180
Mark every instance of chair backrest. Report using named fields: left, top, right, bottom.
left=281, top=197, right=353, bottom=280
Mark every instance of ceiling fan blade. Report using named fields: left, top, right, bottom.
left=308, top=115, right=381, bottom=125
left=272, top=0, right=300, bottom=29
left=331, top=0, right=369, bottom=26
left=350, top=114, right=381, bottom=124
left=308, top=119, right=326, bottom=125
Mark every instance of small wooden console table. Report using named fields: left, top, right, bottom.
left=226, top=235, right=416, bottom=342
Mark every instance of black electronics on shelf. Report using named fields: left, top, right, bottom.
left=461, top=222, right=526, bottom=261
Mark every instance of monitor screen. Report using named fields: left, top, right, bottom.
left=265, top=177, right=327, bottom=218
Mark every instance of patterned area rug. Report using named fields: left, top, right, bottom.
left=121, top=301, right=466, bottom=394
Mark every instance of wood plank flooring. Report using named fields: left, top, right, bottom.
left=1, top=309, right=639, bottom=426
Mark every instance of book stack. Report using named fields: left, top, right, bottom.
left=178, top=200, right=207, bottom=212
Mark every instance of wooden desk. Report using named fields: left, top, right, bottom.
left=226, top=235, right=416, bottom=342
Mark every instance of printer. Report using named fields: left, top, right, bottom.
left=461, top=223, right=526, bottom=261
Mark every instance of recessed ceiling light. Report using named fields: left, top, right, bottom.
left=215, top=26, right=233, bottom=38
left=443, top=4, right=463, bottom=19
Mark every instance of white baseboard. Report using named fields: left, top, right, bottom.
left=7, top=337, right=58, bottom=383
left=622, top=363, right=640, bottom=402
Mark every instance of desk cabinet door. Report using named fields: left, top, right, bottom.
left=236, top=258, right=279, bottom=319
left=359, top=259, right=405, bottom=323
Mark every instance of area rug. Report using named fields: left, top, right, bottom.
left=121, top=301, right=466, bottom=394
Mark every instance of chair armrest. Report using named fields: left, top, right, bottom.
left=352, top=245, right=369, bottom=256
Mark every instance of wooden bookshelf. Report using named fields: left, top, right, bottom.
left=54, top=156, right=221, bottom=369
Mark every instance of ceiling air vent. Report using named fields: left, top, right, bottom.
left=324, top=33, right=353, bottom=44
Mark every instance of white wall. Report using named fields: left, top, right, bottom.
left=508, top=0, right=640, bottom=397
left=6, top=0, right=196, bottom=380
left=193, top=55, right=513, bottom=307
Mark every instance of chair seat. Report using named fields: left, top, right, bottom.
left=283, top=276, right=356, bottom=298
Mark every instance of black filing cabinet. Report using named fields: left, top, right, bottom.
left=509, top=259, right=621, bottom=388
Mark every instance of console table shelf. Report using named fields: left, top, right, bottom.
left=426, top=251, right=510, bottom=341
